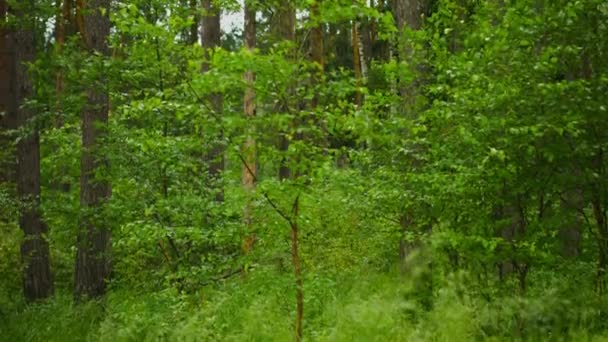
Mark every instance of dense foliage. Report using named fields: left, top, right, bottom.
left=1, top=0, right=608, bottom=340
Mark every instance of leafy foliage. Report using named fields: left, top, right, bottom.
left=1, top=0, right=608, bottom=340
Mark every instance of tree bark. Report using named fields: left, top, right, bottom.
left=74, top=0, right=112, bottom=300
left=393, top=0, right=430, bottom=270
left=273, top=0, right=295, bottom=181
left=391, top=0, right=429, bottom=113
left=10, top=1, right=54, bottom=301
left=291, top=196, right=303, bottom=342
left=242, top=1, right=256, bottom=254
left=352, top=19, right=363, bottom=106
left=201, top=0, right=224, bottom=202
left=190, top=0, right=199, bottom=45
left=0, top=0, right=15, bottom=186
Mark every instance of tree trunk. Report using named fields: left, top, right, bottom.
left=74, top=0, right=112, bottom=300
left=310, top=1, right=324, bottom=76
left=291, top=196, right=303, bottom=342
left=391, top=0, right=429, bottom=113
left=52, top=0, right=74, bottom=192
left=201, top=0, right=224, bottom=202
left=592, top=148, right=607, bottom=295
left=190, top=0, right=199, bottom=45
left=393, top=0, right=430, bottom=270
left=274, top=0, right=295, bottom=181
left=11, top=1, right=54, bottom=301
left=309, top=0, right=327, bottom=150
left=0, top=0, right=15, bottom=186
left=352, top=19, right=363, bottom=106
left=242, top=1, right=256, bottom=254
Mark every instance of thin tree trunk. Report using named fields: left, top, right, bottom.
left=190, top=0, right=199, bottom=45
left=0, top=0, right=15, bottom=186
left=291, top=195, right=303, bottom=342
left=274, top=0, right=295, bottom=181
left=11, top=1, right=54, bottom=301
left=392, top=0, right=429, bottom=113
left=201, top=0, right=224, bottom=202
left=309, top=0, right=326, bottom=150
left=52, top=0, right=73, bottom=192
left=242, top=1, right=256, bottom=254
left=74, top=0, right=112, bottom=300
left=592, top=148, right=607, bottom=295
left=352, top=19, right=363, bottom=107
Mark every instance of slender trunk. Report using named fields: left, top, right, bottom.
left=12, top=2, right=54, bottom=301
left=275, top=1, right=295, bottom=181
left=0, top=0, right=15, bottom=185
left=393, top=0, right=430, bottom=269
left=291, top=196, right=303, bottom=342
left=242, top=1, right=256, bottom=254
left=190, top=0, right=198, bottom=45
left=352, top=19, right=363, bottom=106
left=52, top=0, right=73, bottom=192
left=392, top=0, right=429, bottom=113
left=592, top=148, right=607, bottom=295
left=309, top=1, right=327, bottom=150
left=310, top=1, right=324, bottom=77
left=74, top=0, right=112, bottom=300
left=201, top=0, right=224, bottom=202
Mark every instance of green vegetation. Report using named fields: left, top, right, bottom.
left=1, top=0, right=608, bottom=340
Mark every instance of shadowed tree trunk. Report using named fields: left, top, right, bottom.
left=52, top=0, right=75, bottom=193
left=201, top=0, right=224, bottom=202
left=352, top=16, right=363, bottom=106
left=274, top=0, right=295, bottom=181
left=309, top=0, right=326, bottom=149
left=392, top=0, right=430, bottom=271
left=392, top=0, right=429, bottom=113
left=74, top=0, right=112, bottom=300
left=190, top=0, right=198, bottom=45
left=0, top=0, right=14, bottom=186
left=8, top=0, right=54, bottom=301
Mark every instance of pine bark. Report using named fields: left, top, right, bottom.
left=190, top=0, right=199, bottom=45
left=201, top=0, right=224, bottom=202
left=392, top=0, right=430, bottom=271
left=9, top=0, right=54, bottom=301
left=0, top=0, right=14, bottom=186
left=274, top=0, right=296, bottom=181
left=242, top=1, right=256, bottom=253
left=74, top=0, right=112, bottom=300
left=392, top=0, right=429, bottom=113
left=352, top=19, right=363, bottom=106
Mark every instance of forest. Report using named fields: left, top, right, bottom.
left=1, top=0, right=607, bottom=340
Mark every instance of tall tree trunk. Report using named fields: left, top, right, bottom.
left=393, top=0, right=430, bottom=271
left=74, top=0, right=112, bottom=300
left=392, top=0, right=429, bottom=113
left=352, top=18, right=363, bottom=106
left=10, top=0, right=54, bottom=301
left=310, top=1, right=324, bottom=77
left=592, top=148, right=607, bottom=295
left=291, top=196, right=303, bottom=342
left=0, top=0, right=14, bottom=186
left=201, top=0, right=224, bottom=202
left=309, top=0, right=326, bottom=150
left=242, top=1, right=256, bottom=254
left=274, top=0, right=295, bottom=181
left=190, top=0, right=199, bottom=45
left=52, top=0, right=74, bottom=192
